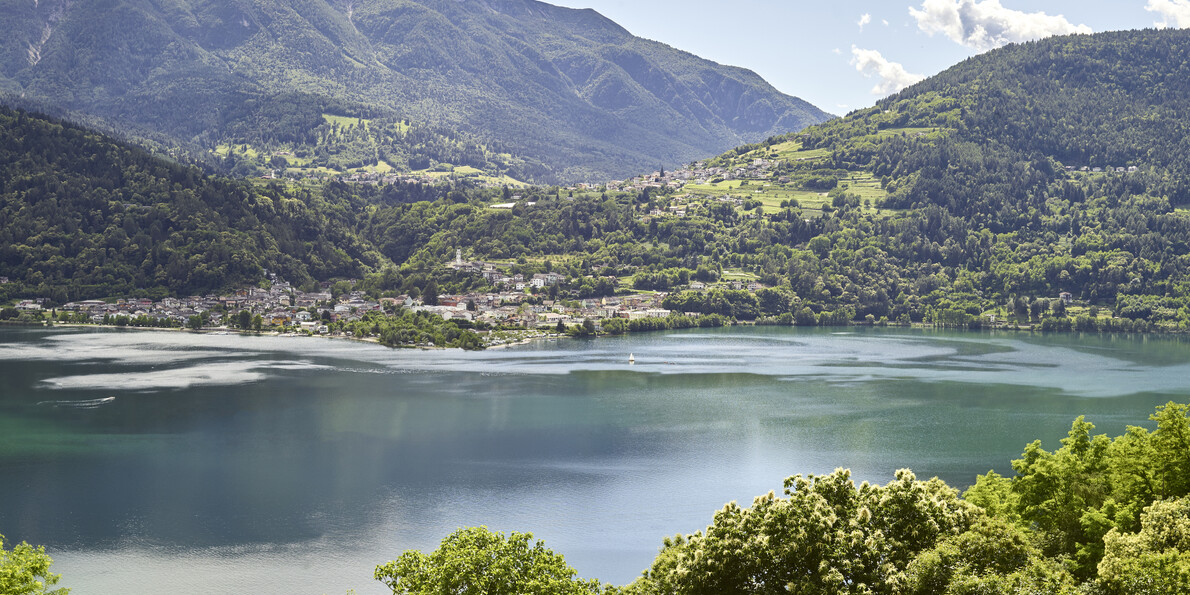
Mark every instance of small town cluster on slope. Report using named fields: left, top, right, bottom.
left=12, top=255, right=771, bottom=344
left=282, top=169, right=517, bottom=188
left=598, top=158, right=778, bottom=193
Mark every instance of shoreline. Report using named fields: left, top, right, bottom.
left=42, top=322, right=565, bottom=350
left=34, top=320, right=1177, bottom=351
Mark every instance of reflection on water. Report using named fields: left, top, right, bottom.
left=1, top=326, right=1188, bottom=594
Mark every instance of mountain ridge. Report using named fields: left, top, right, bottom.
left=0, top=0, right=830, bottom=181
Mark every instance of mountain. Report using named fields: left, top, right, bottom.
left=0, top=104, right=393, bottom=302
left=11, top=28, right=1190, bottom=334
left=0, top=0, right=830, bottom=181
left=685, top=27, right=1190, bottom=327
left=882, top=29, right=1190, bottom=179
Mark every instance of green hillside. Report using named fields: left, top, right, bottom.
left=0, top=105, right=388, bottom=302
left=0, top=0, right=829, bottom=181
left=652, top=28, right=1190, bottom=330
left=10, top=29, right=1190, bottom=334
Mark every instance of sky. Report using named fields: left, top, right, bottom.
left=547, top=0, right=1190, bottom=116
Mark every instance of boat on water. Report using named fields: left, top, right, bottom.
left=629, top=353, right=635, bottom=364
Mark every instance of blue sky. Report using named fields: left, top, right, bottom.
left=548, top=0, right=1190, bottom=115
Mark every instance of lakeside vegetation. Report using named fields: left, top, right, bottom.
left=0, top=533, right=67, bottom=595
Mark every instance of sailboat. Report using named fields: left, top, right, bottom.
left=628, top=353, right=635, bottom=364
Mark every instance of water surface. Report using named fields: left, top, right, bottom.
left=0, top=326, right=1183, bottom=593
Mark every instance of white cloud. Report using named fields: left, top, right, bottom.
left=1146, top=0, right=1190, bottom=28
left=858, top=13, right=872, bottom=30
left=909, top=0, right=1092, bottom=51
left=850, top=46, right=926, bottom=95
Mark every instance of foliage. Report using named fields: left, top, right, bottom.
left=380, top=402, right=1190, bottom=594
left=903, top=518, right=1076, bottom=595
left=334, top=310, right=483, bottom=349
left=625, top=468, right=986, bottom=595
left=0, top=106, right=383, bottom=301
left=374, top=526, right=603, bottom=595
left=1094, top=496, right=1190, bottom=594
left=0, top=534, right=68, bottom=595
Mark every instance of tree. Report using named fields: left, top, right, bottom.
left=0, top=534, right=69, bottom=595
left=602, top=318, right=626, bottom=334
left=1011, top=416, right=1112, bottom=576
left=374, top=527, right=602, bottom=595
left=237, top=310, right=252, bottom=329
left=423, top=280, right=439, bottom=306
left=251, top=314, right=263, bottom=332
left=1052, top=298, right=1067, bottom=317
left=903, top=518, right=1076, bottom=594
left=1094, top=496, right=1190, bottom=595
left=627, top=469, right=981, bottom=595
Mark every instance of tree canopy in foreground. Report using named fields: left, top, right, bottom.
left=376, top=401, right=1190, bottom=594
left=0, top=534, right=68, bottom=595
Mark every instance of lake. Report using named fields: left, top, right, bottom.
left=0, top=326, right=1184, bottom=593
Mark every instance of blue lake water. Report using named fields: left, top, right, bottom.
left=0, top=326, right=1184, bottom=593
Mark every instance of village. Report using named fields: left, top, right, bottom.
left=10, top=249, right=771, bottom=344
left=330, top=151, right=781, bottom=196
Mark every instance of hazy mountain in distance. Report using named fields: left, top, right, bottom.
left=0, top=0, right=831, bottom=181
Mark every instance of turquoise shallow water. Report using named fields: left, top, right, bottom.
left=0, top=326, right=1184, bottom=593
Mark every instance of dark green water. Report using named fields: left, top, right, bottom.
left=0, top=326, right=1184, bottom=593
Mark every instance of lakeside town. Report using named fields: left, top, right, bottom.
left=7, top=249, right=765, bottom=347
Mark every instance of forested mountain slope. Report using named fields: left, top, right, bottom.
left=0, top=106, right=389, bottom=302
left=887, top=28, right=1190, bottom=178
left=10, top=29, right=1190, bottom=334
left=0, top=0, right=829, bottom=181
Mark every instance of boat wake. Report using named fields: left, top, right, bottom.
left=36, top=396, right=116, bottom=409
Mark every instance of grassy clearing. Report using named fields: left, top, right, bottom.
left=1065, top=305, right=1114, bottom=319
left=719, top=269, right=759, bottom=281
left=684, top=180, right=748, bottom=194
left=685, top=176, right=886, bottom=217
left=711, top=140, right=830, bottom=169
left=483, top=174, right=529, bottom=187
left=322, top=113, right=372, bottom=128
left=753, top=140, right=831, bottom=162
left=753, top=188, right=831, bottom=210
left=285, top=166, right=340, bottom=176
left=869, top=126, right=941, bottom=139
left=348, top=160, right=395, bottom=174
left=838, top=172, right=888, bottom=203
left=214, top=144, right=260, bottom=159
